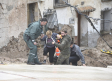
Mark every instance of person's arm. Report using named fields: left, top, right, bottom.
left=76, top=45, right=86, bottom=66
left=40, top=35, right=47, bottom=41
left=53, top=39, right=67, bottom=50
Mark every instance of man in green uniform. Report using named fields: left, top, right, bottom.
left=23, top=18, right=48, bottom=65
left=52, top=30, right=71, bottom=65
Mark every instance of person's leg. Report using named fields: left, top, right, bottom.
left=43, top=47, right=48, bottom=63
left=56, top=54, right=65, bottom=65
left=62, top=55, right=70, bottom=65
left=34, top=46, right=42, bottom=64
left=53, top=56, right=58, bottom=65
left=69, top=56, right=80, bottom=66
left=49, top=47, right=55, bottom=65
left=23, top=34, right=35, bottom=64
left=23, top=34, right=41, bottom=65
left=63, top=55, right=70, bottom=65
left=26, top=40, right=36, bottom=64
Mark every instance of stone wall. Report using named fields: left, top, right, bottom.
left=0, top=0, right=27, bottom=48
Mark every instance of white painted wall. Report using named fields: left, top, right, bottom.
left=56, top=7, right=72, bottom=24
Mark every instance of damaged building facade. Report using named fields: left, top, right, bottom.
left=0, top=0, right=112, bottom=49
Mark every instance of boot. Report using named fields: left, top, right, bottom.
left=27, top=54, right=35, bottom=65
left=34, top=56, right=42, bottom=65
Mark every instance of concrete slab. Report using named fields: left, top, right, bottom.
left=0, top=64, right=112, bottom=81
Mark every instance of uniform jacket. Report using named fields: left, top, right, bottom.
left=54, top=35, right=71, bottom=55
left=24, top=20, right=48, bottom=40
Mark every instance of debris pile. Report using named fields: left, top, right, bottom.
left=0, top=32, right=28, bottom=64
left=78, top=34, right=112, bottom=67
left=0, top=31, right=112, bottom=67
left=0, top=32, right=46, bottom=64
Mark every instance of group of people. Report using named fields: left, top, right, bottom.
left=23, top=18, right=86, bottom=66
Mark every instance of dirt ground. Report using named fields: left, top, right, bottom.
left=0, top=29, right=112, bottom=67
left=78, top=34, right=112, bottom=67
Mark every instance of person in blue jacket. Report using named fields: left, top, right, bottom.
left=69, top=42, right=86, bottom=66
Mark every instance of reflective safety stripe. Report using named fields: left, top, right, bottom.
left=56, top=52, right=60, bottom=53
left=34, top=57, right=37, bottom=58
left=29, top=53, right=35, bottom=56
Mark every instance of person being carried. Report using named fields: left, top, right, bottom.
left=23, top=18, right=48, bottom=65
left=41, top=30, right=58, bottom=65
left=54, top=34, right=62, bottom=64
left=69, top=42, right=86, bottom=66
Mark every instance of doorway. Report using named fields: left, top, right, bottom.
left=27, top=3, right=39, bottom=25
left=78, top=13, right=88, bottom=46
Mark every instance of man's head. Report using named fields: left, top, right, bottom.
left=40, top=18, right=48, bottom=26
left=46, top=30, right=52, bottom=38
left=70, top=41, right=74, bottom=48
left=64, top=31, right=67, bottom=35
left=61, top=30, right=67, bottom=37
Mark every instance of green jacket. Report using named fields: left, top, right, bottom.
left=54, top=35, right=71, bottom=55
left=24, top=20, right=48, bottom=40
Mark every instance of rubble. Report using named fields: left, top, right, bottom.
left=78, top=34, right=112, bottom=67
left=0, top=32, right=28, bottom=64
left=0, top=32, right=112, bottom=67
left=0, top=32, right=48, bottom=64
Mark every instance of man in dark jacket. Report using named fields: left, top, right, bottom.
left=52, top=30, right=71, bottom=65
left=69, top=42, right=86, bottom=66
left=23, top=18, right=48, bottom=65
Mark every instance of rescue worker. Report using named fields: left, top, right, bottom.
left=41, top=30, right=58, bottom=65
left=52, top=30, right=71, bottom=65
left=23, top=18, right=48, bottom=65
left=69, top=42, right=86, bottom=66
